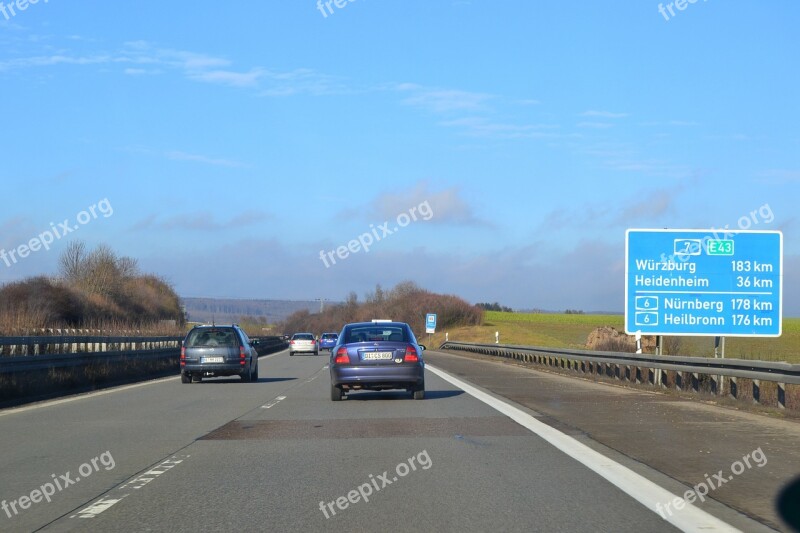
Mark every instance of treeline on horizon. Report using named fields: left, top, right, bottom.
left=0, top=241, right=185, bottom=334
left=279, top=281, right=483, bottom=336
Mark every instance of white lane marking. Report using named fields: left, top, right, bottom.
left=70, top=455, right=189, bottom=519
left=0, top=349, right=289, bottom=417
left=71, top=498, right=124, bottom=518
left=426, top=364, right=740, bottom=533
left=0, top=376, right=179, bottom=418
left=303, top=374, right=321, bottom=384
left=261, top=395, right=287, bottom=409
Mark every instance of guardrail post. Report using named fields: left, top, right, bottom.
left=660, top=369, right=668, bottom=389
left=692, top=372, right=699, bottom=393
left=729, top=377, right=738, bottom=400
left=752, top=379, right=760, bottom=405
left=778, top=383, right=786, bottom=410
left=676, top=371, right=683, bottom=391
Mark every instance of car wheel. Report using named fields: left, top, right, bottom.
left=290, top=351, right=294, bottom=357
left=241, top=363, right=253, bottom=383
left=181, top=373, right=191, bottom=384
left=191, top=374, right=202, bottom=383
left=413, top=386, right=425, bottom=400
left=330, top=384, right=343, bottom=401
left=252, top=358, right=259, bottom=381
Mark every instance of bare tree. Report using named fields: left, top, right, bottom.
left=118, top=256, right=139, bottom=278
left=58, top=240, right=87, bottom=282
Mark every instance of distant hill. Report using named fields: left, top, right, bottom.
left=181, top=297, right=338, bottom=324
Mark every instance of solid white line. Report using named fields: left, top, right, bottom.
left=0, top=376, right=180, bottom=418
left=0, top=349, right=288, bottom=417
left=426, top=364, right=740, bottom=533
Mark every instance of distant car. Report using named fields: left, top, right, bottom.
left=329, top=320, right=426, bottom=401
left=289, top=333, right=318, bottom=356
left=318, top=332, right=339, bottom=351
left=180, top=324, right=259, bottom=383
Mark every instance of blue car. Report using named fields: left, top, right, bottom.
left=319, top=332, right=339, bottom=351
left=329, top=320, right=426, bottom=401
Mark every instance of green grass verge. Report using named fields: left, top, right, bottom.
left=428, top=311, right=800, bottom=363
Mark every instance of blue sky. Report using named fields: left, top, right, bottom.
left=0, top=1, right=798, bottom=314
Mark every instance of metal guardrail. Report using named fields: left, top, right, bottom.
left=0, top=348, right=180, bottom=373
left=0, top=335, right=183, bottom=356
left=0, top=335, right=288, bottom=374
left=439, top=341, right=800, bottom=409
left=250, top=336, right=290, bottom=356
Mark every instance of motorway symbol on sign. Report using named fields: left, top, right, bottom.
left=625, top=229, right=782, bottom=337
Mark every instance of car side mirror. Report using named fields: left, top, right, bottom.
left=251, top=340, right=260, bottom=346
left=419, top=345, right=426, bottom=351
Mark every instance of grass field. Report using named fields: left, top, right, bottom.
left=426, top=311, right=800, bottom=364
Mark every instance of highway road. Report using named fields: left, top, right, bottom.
left=0, top=348, right=789, bottom=532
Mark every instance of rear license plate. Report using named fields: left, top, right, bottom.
left=202, top=356, right=224, bottom=363
left=362, top=351, right=393, bottom=360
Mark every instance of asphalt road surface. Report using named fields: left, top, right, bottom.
left=0, top=348, right=786, bottom=532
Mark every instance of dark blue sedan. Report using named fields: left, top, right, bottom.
left=329, top=320, right=426, bottom=401
left=318, top=332, right=339, bottom=351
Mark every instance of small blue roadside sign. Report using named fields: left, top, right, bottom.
left=425, top=313, right=437, bottom=334
left=625, top=229, right=782, bottom=337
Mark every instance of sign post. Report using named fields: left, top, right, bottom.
left=425, top=313, right=437, bottom=346
left=625, top=229, right=783, bottom=337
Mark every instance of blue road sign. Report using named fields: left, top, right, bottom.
left=425, top=313, right=437, bottom=334
left=625, top=229, right=782, bottom=337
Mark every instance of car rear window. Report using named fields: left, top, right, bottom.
left=185, top=328, right=239, bottom=347
left=322, top=334, right=338, bottom=340
left=293, top=334, right=314, bottom=340
left=345, top=326, right=408, bottom=343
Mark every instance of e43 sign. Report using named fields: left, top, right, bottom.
left=625, top=229, right=783, bottom=337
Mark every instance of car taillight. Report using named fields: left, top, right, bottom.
left=180, top=346, right=186, bottom=367
left=334, top=347, right=349, bottom=364
left=240, top=346, right=246, bottom=365
left=290, top=340, right=295, bottom=344
left=404, top=346, right=419, bottom=363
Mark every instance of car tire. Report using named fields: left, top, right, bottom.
left=290, top=351, right=294, bottom=357
left=241, top=362, right=253, bottom=383
left=252, top=358, right=259, bottom=381
left=191, top=374, right=202, bottom=383
left=181, top=373, right=191, bottom=384
left=413, top=387, right=425, bottom=400
left=331, top=384, right=343, bottom=401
